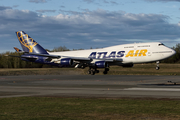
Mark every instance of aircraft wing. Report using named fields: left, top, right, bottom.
left=23, top=52, right=91, bottom=60
left=22, top=53, right=123, bottom=62
left=12, top=46, right=123, bottom=62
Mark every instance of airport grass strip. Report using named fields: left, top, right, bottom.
left=0, top=97, right=180, bottom=120
left=1, top=63, right=180, bottom=76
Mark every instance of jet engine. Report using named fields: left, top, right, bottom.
left=60, top=58, right=73, bottom=66
left=95, top=61, right=108, bottom=68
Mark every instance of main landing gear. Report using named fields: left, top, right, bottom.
left=88, top=67, right=109, bottom=75
left=88, top=67, right=99, bottom=75
left=156, top=61, right=160, bottom=70
left=103, top=68, right=109, bottom=74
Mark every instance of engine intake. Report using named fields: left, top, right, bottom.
left=95, top=61, right=108, bottom=68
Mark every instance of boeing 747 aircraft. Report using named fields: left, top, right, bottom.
left=8, top=31, right=176, bottom=75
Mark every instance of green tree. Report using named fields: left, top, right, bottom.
left=52, top=46, right=70, bottom=52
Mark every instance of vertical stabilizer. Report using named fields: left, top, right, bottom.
left=16, top=31, right=48, bottom=54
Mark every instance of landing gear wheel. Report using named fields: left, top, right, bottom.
left=156, top=66, right=160, bottom=70
left=103, top=67, right=109, bottom=75
left=103, top=71, right=108, bottom=75
left=91, top=70, right=95, bottom=75
left=105, top=68, right=109, bottom=71
left=88, top=70, right=91, bottom=74
left=96, top=70, right=99, bottom=73
left=156, top=61, right=160, bottom=70
left=88, top=67, right=96, bottom=75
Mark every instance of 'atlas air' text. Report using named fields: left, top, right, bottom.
left=88, top=49, right=148, bottom=59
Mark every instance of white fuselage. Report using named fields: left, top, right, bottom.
left=49, top=42, right=175, bottom=64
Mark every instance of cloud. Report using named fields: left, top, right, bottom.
left=145, top=0, right=180, bottom=2
left=92, top=39, right=107, bottom=42
left=110, top=1, right=119, bottom=5
left=60, top=6, right=65, bottom=8
left=12, top=5, right=19, bottom=8
left=83, top=0, right=119, bottom=5
left=29, top=0, right=48, bottom=3
left=82, top=0, right=95, bottom=4
left=103, top=0, right=109, bottom=3
left=0, top=7, right=179, bottom=52
left=0, top=6, right=12, bottom=10
left=36, top=9, right=56, bottom=13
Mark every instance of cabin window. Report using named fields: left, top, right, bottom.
left=124, top=46, right=134, bottom=48
left=138, top=45, right=150, bottom=47
left=158, top=43, right=164, bottom=46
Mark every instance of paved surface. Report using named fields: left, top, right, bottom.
left=0, top=75, right=180, bottom=98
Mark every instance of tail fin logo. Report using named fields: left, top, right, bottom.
left=16, top=31, right=38, bottom=53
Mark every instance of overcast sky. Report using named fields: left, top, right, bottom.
left=0, top=0, right=180, bottom=53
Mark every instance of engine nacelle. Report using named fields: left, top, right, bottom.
left=95, top=61, right=108, bottom=68
left=122, top=63, right=134, bottom=67
left=60, top=58, right=73, bottom=66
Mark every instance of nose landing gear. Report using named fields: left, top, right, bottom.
left=156, top=61, right=160, bottom=70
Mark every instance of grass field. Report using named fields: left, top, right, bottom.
left=0, top=63, right=180, bottom=76
left=0, top=97, right=180, bottom=120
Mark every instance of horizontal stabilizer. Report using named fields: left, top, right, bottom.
left=14, top=47, right=23, bottom=53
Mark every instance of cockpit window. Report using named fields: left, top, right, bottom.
left=158, top=43, right=164, bottom=46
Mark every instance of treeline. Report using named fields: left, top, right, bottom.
left=0, top=44, right=180, bottom=68
left=0, top=52, right=48, bottom=68
left=0, top=46, right=71, bottom=68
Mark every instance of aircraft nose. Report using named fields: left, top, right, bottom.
left=172, top=49, right=176, bottom=55
left=164, top=48, right=176, bottom=58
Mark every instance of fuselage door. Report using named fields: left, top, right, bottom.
left=148, top=50, right=151, bottom=56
